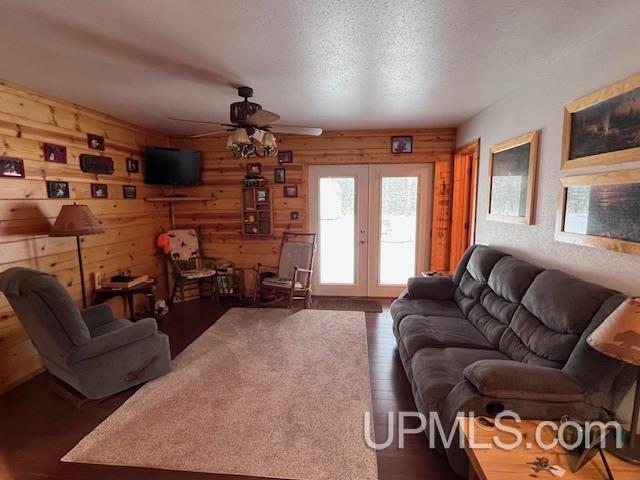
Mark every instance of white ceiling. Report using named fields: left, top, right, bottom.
left=1, top=0, right=638, bottom=135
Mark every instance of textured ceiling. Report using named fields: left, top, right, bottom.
left=0, top=0, right=637, bottom=135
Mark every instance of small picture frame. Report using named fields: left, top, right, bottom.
left=44, top=143, right=67, bottom=164
left=126, top=158, right=140, bottom=173
left=278, top=151, right=293, bottom=163
left=123, top=185, right=136, bottom=199
left=91, top=183, right=109, bottom=198
left=274, top=167, right=286, bottom=183
left=247, top=163, right=262, bottom=174
left=290, top=211, right=300, bottom=220
left=391, top=136, right=412, bottom=154
left=256, top=188, right=269, bottom=203
left=284, top=185, right=298, bottom=198
left=47, top=180, right=70, bottom=198
left=87, top=133, right=105, bottom=151
left=0, top=156, right=25, bottom=178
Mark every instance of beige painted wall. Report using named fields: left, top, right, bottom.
left=456, top=15, right=640, bottom=297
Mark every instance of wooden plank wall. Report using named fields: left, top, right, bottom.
left=170, top=129, right=455, bottom=290
left=0, top=81, right=171, bottom=395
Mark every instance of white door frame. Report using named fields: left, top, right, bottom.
left=367, top=163, right=433, bottom=297
left=308, top=164, right=369, bottom=296
left=308, top=163, right=432, bottom=297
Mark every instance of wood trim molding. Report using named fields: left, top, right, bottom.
left=487, top=130, right=539, bottom=225
left=555, top=168, right=640, bottom=255
left=561, top=72, right=640, bottom=170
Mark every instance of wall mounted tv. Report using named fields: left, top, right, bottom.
left=144, top=146, right=202, bottom=186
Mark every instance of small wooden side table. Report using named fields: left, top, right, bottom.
left=94, top=279, right=157, bottom=320
left=460, top=417, right=640, bottom=480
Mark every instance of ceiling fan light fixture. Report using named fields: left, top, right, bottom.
left=234, top=128, right=251, bottom=145
left=262, top=132, right=276, bottom=147
left=226, top=134, right=234, bottom=149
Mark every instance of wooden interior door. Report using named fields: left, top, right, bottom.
left=449, top=140, right=479, bottom=269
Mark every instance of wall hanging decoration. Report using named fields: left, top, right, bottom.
left=80, top=154, right=114, bottom=174
left=123, top=185, right=136, bottom=199
left=87, top=133, right=105, bottom=151
left=487, top=130, right=539, bottom=225
left=278, top=151, right=293, bottom=164
left=0, top=156, right=25, bottom=178
left=290, top=211, right=300, bottom=220
left=44, top=143, right=67, bottom=164
left=274, top=167, right=286, bottom=183
left=283, top=185, right=298, bottom=198
left=126, top=158, right=140, bottom=173
left=47, top=180, right=70, bottom=198
left=562, top=73, right=640, bottom=169
left=91, top=183, right=108, bottom=198
left=556, top=168, right=640, bottom=255
left=391, top=136, right=412, bottom=153
left=247, top=163, right=261, bottom=174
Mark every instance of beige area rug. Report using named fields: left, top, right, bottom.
left=62, top=308, right=378, bottom=480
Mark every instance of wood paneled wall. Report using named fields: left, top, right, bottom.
left=170, top=129, right=455, bottom=290
left=0, top=81, right=170, bottom=394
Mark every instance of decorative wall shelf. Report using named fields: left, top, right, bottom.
left=145, top=196, right=216, bottom=228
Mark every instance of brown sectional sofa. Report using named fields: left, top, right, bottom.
left=391, top=245, right=637, bottom=477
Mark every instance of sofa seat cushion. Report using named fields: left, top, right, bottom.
left=411, top=347, right=509, bottom=413
left=90, top=319, right=131, bottom=338
left=399, top=315, right=492, bottom=355
left=391, top=297, right=463, bottom=327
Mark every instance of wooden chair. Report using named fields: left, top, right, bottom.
left=167, top=229, right=217, bottom=305
left=252, top=232, right=316, bottom=309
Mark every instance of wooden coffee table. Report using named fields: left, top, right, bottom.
left=460, top=417, right=640, bottom=480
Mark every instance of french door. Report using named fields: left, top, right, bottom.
left=308, top=164, right=432, bottom=297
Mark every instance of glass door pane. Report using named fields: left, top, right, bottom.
left=319, top=177, right=356, bottom=284
left=378, top=176, right=418, bottom=285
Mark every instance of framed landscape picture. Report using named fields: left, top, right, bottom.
left=123, top=185, right=136, bottom=199
left=487, top=130, right=539, bottom=225
left=562, top=73, right=640, bottom=169
left=556, top=169, right=640, bottom=255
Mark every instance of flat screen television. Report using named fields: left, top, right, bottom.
left=144, top=146, right=202, bottom=186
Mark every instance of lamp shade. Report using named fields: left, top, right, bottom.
left=234, top=128, right=251, bottom=145
left=50, top=204, right=104, bottom=237
left=262, top=132, right=277, bottom=147
left=588, top=297, right=640, bottom=366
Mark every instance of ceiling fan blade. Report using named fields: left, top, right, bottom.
left=245, top=109, right=280, bottom=127
left=269, top=125, right=323, bottom=136
left=187, top=129, right=229, bottom=138
left=168, top=116, right=232, bottom=127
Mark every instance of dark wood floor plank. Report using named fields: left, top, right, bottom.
left=0, top=298, right=457, bottom=480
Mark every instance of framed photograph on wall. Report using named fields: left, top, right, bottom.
left=87, top=133, right=105, bottom=151
left=47, top=180, right=70, bottom=198
left=556, top=169, right=640, bottom=256
left=247, top=163, right=261, bottom=174
left=391, top=136, right=412, bottom=154
left=274, top=167, right=286, bottom=183
left=91, top=183, right=108, bottom=198
left=278, top=151, right=293, bottom=164
left=123, top=185, right=136, bottom=199
left=487, top=130, right=539, bottom=225
left=283, top=185, right=298, bottom=198
left=44, top=143, right=67, bottom=164
left=126, top=158, right=140, bottom=173
left=0, top=156, right=25, bottom=178
left=562, top=73, right=640, bottom=169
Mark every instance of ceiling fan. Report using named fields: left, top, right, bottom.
left=169, top=86, right=323, bottom=158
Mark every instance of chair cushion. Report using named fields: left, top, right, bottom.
left=399, top=315, right=493, bottom=355
left=411, top=347, right=509, bottom=413
left=168, top=229, right=200, bottom=261
left=90, top=319, right=131, bottom=337
left=262, top=277, right=303, bottom=289
left=180, top=268, right=216, bottom=279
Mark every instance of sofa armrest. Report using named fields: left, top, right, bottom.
left=81, top=303, right=117, bottom=330
left=407, top=276, right=456, bottom=300
left=67, top=317, right=159, bottom=364
left=463, top=360, right=586, bottom=403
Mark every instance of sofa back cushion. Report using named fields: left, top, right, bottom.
left=454, top=246, right=508, bottom=316
left=498, top=270, right=616, bottom=367
left=467, top=257, right=543, bottom=346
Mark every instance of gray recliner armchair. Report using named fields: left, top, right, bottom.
left=0, top=267, right=171, bottom=399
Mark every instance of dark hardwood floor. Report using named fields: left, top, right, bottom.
left=0, top=299, right=458, bottom=480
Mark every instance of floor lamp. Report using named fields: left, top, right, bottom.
left=50, top=203, right=104, bottom=308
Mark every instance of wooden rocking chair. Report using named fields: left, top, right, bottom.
left=252, top=232, right=316, bottom=309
